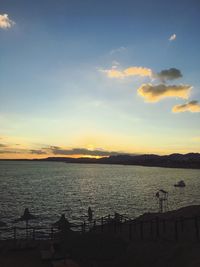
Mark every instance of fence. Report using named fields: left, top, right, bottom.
left=90, top=214, right=200, bottom=242
left=1, top=214, right=200, bottom=242
left=0, top=223, right=83, bottom=241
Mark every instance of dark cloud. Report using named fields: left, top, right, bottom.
left=0, top=150, right=7, bottom=154
left=30, top=149, right=47, bottom=155
left=43, top=145, right=60, bottom=150
left=0, top=144, right=7, bottom=147
left=50, top=147, right=119, bottom=157
left=155, top=68, right=182, bottom=82
left=138, top=83, right=191, bottom=102
left=0, top=150, right=17, bottom=154
left=173, top=100, right=200, bottom=113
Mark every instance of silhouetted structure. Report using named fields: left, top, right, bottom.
left=88, top=207, right=93, bottom=222
left=53, top=214, right=71, bottom=232
left=14, top=208, right=36, bottom=238
left=156, top=189, right=168, bottom=213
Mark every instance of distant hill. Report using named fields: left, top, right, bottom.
left=41, top=153, right=200, bottom=169
left=1, top=153, right=200, bottom=169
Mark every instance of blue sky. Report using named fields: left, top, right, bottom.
left=0, top=0, right=200, bottom=158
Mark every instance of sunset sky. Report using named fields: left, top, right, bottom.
left=0, top=0, right=200, bottom=159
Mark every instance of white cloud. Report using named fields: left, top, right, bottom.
left=111, top=60, right=120, bottom=69
left=0, top=14, right=15, bottom=29
left=110, top=46, right=126, bottom=55
left=169, top=33, right=176, bottom=41
left=101, top=66, right=152, bottom=79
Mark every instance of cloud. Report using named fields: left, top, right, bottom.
left=101, top=66, right=152, bottom=79
left=49, top=147, right=119, bottom=157
left=137, top=83, right=192, bottom=102
left=169, top=33, right=176, bottom=41
left=0, top=150, right=18, bottom=154
left=111, top=61, right=120, bottom=69
left=0, top=14, right=15, bottom=29
left=0, top=150, right=8, bottom=154
left=30, top=150, right=47, bottom=155
left=110, top=46, right=126, bottom=55
left=0, top=144, right=7, bottom=148
left=155, top=68, right=182, bottom=82
left=101, top=66, right=182, bottom=82
left=172, top=100, right=200, bottom=113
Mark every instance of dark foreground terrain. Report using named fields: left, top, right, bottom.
left=1, top=205, right=200, bottom=267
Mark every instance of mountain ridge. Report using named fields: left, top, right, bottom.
left=1, top=153, right=200, bottom=169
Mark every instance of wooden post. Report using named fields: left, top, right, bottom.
left=93, top=220, right=96, bottom=230
left=129, top=223, right=132, bottom=241
left=119, top=221, right=122, bottom=233
left=83, top=220, right=86, bottom=233
left=114, top=220, right=117, bottom=233
left=26, top=220, right=28, bottom=240
left=101, top=217, right=104, bottom=232
left=162, top=219, right=166, bottom=233
left=194, top=216, right=199, bottom=241
left=32, top=228, right=35, bottom=240
left=180, top=217, right=184, bottom=232
left=150, top=220, right=153, bottom=237
left=14, top=227, right=16, bottom=241
left=140, top=221, right=144, bottom=240
left=81, top=223, right=84, bottom=234
left=51, top=227, right=54, bottom=240
left=156, top=217, right=160, bottom=238
left=174, top=220, right=178, bottom=241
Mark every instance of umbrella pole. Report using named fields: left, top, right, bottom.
left=26, top=220, right=28, bottom=239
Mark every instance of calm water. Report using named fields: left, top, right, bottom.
left=0, top=161, right=200, bottom=227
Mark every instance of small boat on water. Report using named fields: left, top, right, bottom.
left=174, top=180, right=186, bottom=187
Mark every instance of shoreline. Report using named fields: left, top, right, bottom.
left=1, top=158, right=200, bottom=170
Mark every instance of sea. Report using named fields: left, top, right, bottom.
left=0, top=161, right=200, bottom=229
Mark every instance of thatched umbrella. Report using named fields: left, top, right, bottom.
left=14, top=208, right=36, bottom=238
left=53, top=214, right=71, bottom=232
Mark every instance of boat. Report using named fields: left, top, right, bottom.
left=174, top=180, right=186, bottom=187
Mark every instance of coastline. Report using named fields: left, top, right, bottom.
left=1, top=153, right=200, bottom=170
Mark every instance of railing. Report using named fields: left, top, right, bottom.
left=1, top=214, right=200, bottom=242
left=0, top=214, right=130, bottom=241
left=90, top=215, right=200, bottom=242
left=0, top=224, right=84, bottom=241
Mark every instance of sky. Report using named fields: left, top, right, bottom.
left=0, top=0, right=200, bottom=159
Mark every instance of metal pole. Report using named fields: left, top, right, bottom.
left=129, top=223, right=132, bottom=241
left=26, top=220, right=28, bottom=240
left=140, top=221, right=144, bottom=240
left=156, top=217, right=160, bottom=238
left=195, top=216, right=199, bottom=241
left=101, top=217, right=104, bottom=232
left=51, top=227, right=54, bottom=240
left=174, top=220, right=178, bottom=241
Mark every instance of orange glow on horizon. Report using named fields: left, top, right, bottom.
left=0, top=153, right=106, bottom=160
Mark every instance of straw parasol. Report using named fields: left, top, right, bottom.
left=14, top=208, right=36, bottom=238
left=53, top=214, right=71, bottom=232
